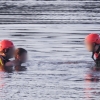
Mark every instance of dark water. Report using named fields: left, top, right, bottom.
left=0, top=0, right=100, bottom=100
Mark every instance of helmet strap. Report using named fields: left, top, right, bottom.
left=3, top=48, right=9, bottom=54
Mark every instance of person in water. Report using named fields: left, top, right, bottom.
left=0, top=40, right=15, bottom=72
left=85, top=33, right=100, bottom=67
left=13, top=48, right=27, bottom=71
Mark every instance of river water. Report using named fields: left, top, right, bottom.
left=0, top=0, right=100, bottom=100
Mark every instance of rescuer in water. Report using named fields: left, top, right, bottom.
left=85, top=33, right=100, bottom=67
left=0, top=40, right=15, bottom=72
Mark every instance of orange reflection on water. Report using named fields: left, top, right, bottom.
left=0, top=71, right=5, bottom=89
left=85, top=67, right=100, bottom=100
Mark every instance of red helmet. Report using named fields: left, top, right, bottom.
left=85, top=33, right=100, bottom=44
left=0, top=40, right=14, bottom=51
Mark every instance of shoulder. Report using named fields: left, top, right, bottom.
left=5, top=61, right=14, bottom=67
left=4, top=61, right=14, bottom=72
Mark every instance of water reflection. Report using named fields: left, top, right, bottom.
left=0, top=73, right=5, bottom=89
left=85, top=67, right=100, bottom=82
left=85, top=67, right=100, bottom=99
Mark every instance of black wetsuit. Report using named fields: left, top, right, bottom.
left=95, top=55, right=100, bottom=67
left=92, top=44, right=100, bottom=67
left=0, top=55, right=10, bottom=65
left=0, top=55, right=12, bottom=72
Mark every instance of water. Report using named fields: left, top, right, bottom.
left=0, top=0, right=100, bottom=100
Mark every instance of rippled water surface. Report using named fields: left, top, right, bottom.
left=0, top=0, right=100, bottom=100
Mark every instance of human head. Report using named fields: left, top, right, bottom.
left=15, top=48, right=27, bottom=63
left=85, top=33, right=100, bottom=52
left=0, top=40, right=15, bottom=59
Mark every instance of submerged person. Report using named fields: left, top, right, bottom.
left=13, top=48, right=27, bottom=71
left=85, top=33, right=100, bottom=67
left=0, top=40, right=15, bottom=72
